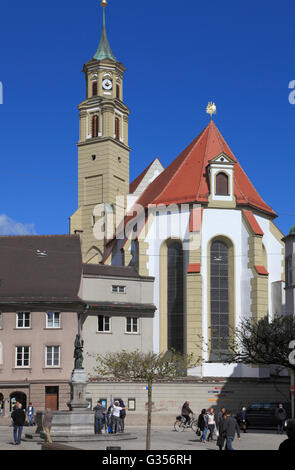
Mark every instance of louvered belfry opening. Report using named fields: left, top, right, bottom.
left=167, top=241, right=184, bottom=354
left=92, top=81, right=98, bottom=96
left=92, top=115, right=98, bottom=138
left=215, top=172, right=229, bottom=195
left=115, top=117, right=120, bottom=140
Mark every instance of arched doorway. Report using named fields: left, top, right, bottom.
left=10, top=391, right=27, bottom=413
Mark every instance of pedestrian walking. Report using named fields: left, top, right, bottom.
left=119, top=399, right=126, bottom=433
left=207, top=407, right=216, bottom=441
left=236, top=406, right=248, bottom=433
left=181, top=401, right=193, bottom=426
left=216, top=411, right=227, bottom=450
left=217, top=407, right=226, bottom=432
left=223, top=410, right=241, bottom=450
left=275, top=404, right=287, bottom=434
left=278, top=419, right=295, bottom=451
left=26, top=402, right=35, bottom=426
left=93, top=400, right=105, bottom=434
left=11, top=402, right=26, bottom=445
left=43, top=408, right=53, bottom=443
left=197, top=409, right=208, bottom=443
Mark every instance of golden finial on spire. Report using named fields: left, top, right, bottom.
left=206, top=102, right=217, bottom=120
left=101, top=0, right=107, bottom=6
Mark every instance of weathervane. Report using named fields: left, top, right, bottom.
left=206, top=102, right=216, bottom=120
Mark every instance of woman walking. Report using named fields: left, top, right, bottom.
left=207, top=407, right=216, bottom=441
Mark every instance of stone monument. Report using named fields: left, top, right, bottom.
left=38, top=334, right=95, bottom=441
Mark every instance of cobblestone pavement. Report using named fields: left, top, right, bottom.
left=0, top=425, right=287, bottom=451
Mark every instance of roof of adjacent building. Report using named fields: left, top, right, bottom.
left=83, top=263, right=154, bottom=280
left=0, top=235, right=82, bottom=305
left=129, top=158, right=162, bottom=194
left=133, top=120, right=276, bottom=217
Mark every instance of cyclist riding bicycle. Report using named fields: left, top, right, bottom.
left=181, top=401, right=193, bottom=426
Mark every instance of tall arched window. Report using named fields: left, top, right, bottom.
left=215, top=172, right=229, bottom=195
left=116, top=84, right=120, bottom=99
left=210, top=240, right=229, bottom=358
left=92, top=115, right=98, bottom=138
left=167, top=241, right=184, bottom=354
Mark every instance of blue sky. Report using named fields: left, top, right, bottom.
left=0, top=0, right=294, bottom=236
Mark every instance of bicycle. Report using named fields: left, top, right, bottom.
left=174, top=414, right=199, bottom=432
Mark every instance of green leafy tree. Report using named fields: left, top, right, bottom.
left=90, top=349, right=198, bottom=450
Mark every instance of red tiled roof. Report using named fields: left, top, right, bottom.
left=254, top=265, right=269, bottom=276
left=134, top=121, right=276, bottom=217
left=187, top=263, right=201, bottom=273
left=242, top=210, right=264, bottom=236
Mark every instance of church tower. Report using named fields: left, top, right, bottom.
left=70, top=0, right=130, bottom=263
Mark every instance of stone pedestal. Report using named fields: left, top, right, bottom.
left=68, top=369, right=89, bottom=411
left=40, top=369, right=95, bottom=439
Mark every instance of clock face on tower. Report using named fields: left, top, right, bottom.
left=102, top=78, right=113, bottom=90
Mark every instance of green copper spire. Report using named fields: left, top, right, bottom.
left=93, top=2, right=117, bottom=62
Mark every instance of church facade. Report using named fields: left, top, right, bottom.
left=70, top=2, right=285, bottom=379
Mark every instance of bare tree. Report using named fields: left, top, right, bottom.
left=90, top=349, right=198, bottom=450
left=225, top=315, right=295, bottom=372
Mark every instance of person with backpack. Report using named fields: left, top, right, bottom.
left=197, top=409, right=208, bottom=443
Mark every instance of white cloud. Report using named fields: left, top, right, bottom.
left=0, top=214, right=37, bottom=235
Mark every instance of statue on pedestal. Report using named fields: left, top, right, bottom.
left=74, top=334, right=84, bottom=370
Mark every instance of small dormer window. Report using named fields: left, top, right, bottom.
left=215, top=172, right=229, bottom=196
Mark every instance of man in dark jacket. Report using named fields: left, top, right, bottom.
left=275, top=404, right=287, bottom=434
left=11, top=402, right=26, bottom=445
left=93, top=400, right=105, bottom=434
left=181, top=401, right=193, bottom=426
left=223, top=410, right=241, bottom=450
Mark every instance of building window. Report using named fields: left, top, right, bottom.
left=0, top=312, right=2, bottom=329
left=92, top=115, right=98, bottom=138
left=92, top=81, right=98, bottom=96
left=286, top=256, right=293, bottom=287
left=16, top=312, right=30, bottom=329
left=167, top=241, right=184, bottom=354
left=210, top=240, right=229, bottom=355
left=97, top=315, right=111, bottom=332
left=46, top=346, right=60, bottom=367
left=115, top=117, right=120, bottom=140
left=126, top=317, right=138, bottom=334
left=116, top=84, right=120, bottom=99
left=46, top=312, right=61, bottom=329
left=215, top=172, right=229, bottom=196
left=15, top=346, right=30, bottom=368
left=112, top=285, right=126, bottom=293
